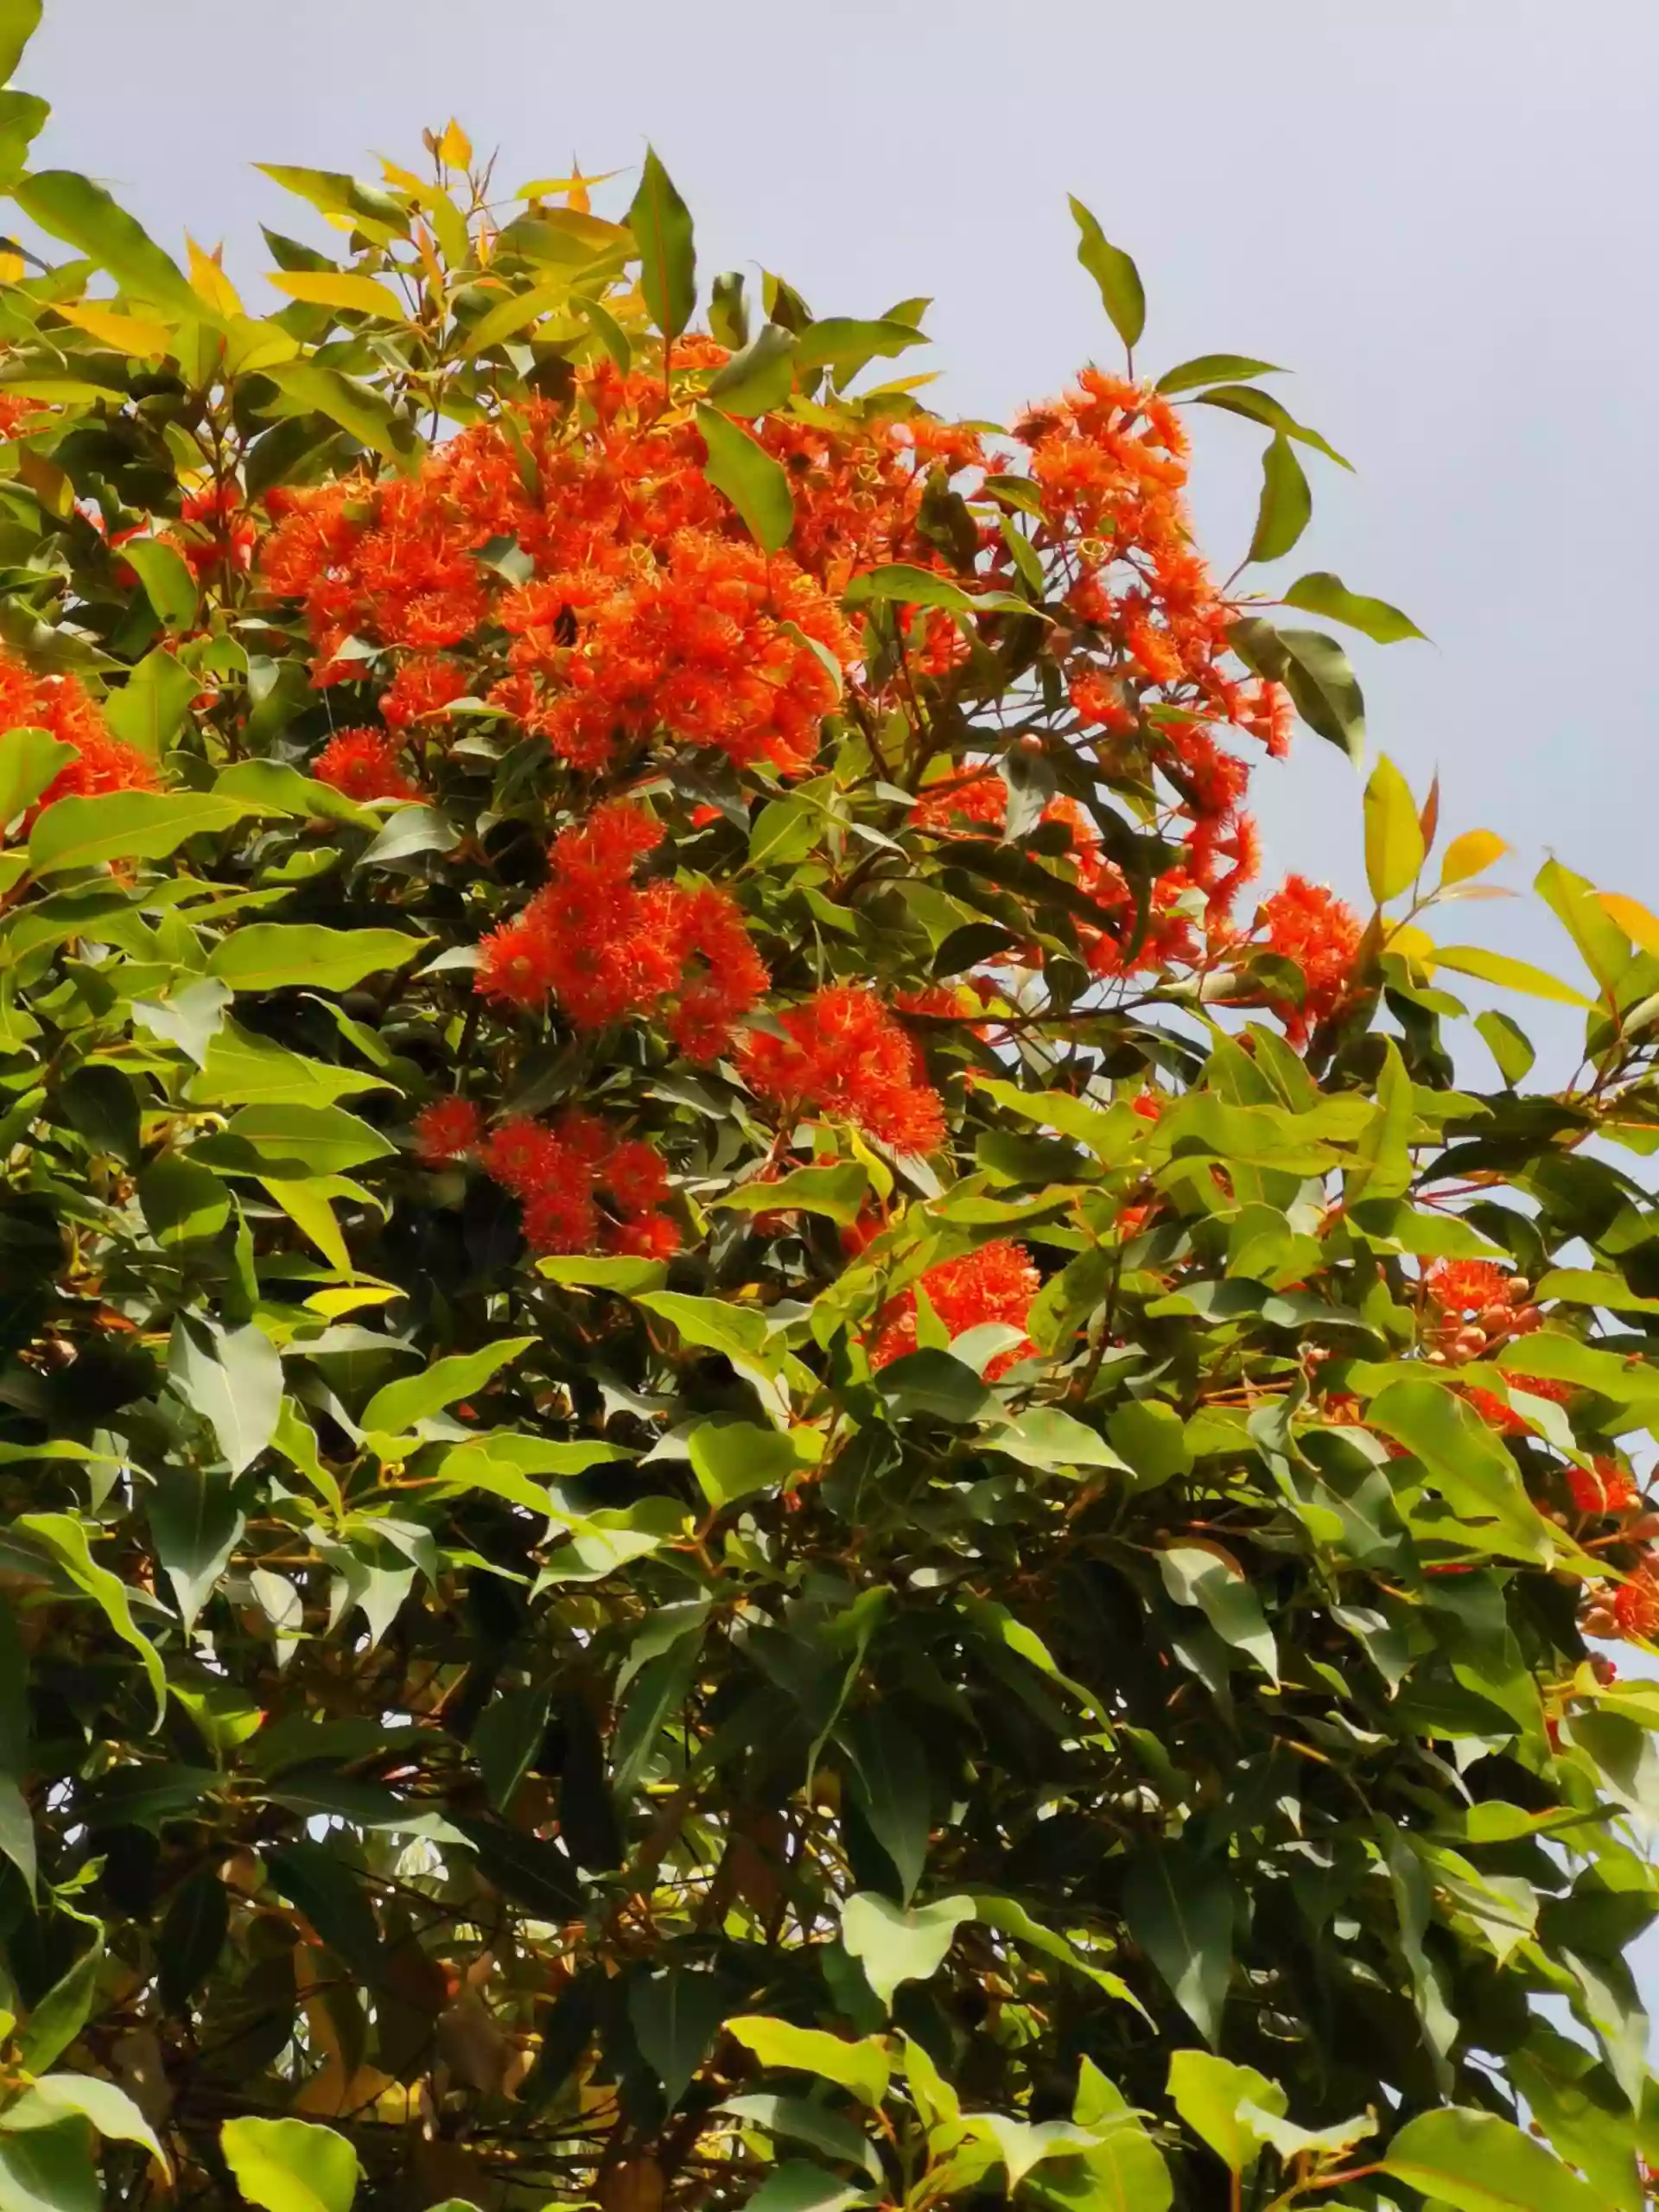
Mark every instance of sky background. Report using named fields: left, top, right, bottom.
left=16, top=0, right=1659, bottom=2007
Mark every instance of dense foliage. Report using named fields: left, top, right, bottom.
left=0, top=14, right=1656, bottom=2211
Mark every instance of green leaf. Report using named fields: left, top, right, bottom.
left=1106, top=1400, right=1192, bottom=1490
left=256, top=163, right=410, bottom=234
left=724, top=2016, right=891, bottom=2108
left=13, top=1514, right=165, bottom=1719
left=1154, top=352, right=1283, bottom=394
left=168, top=1317, right=283, bottom=1476
left=791, top=316, right=928, bottom=374
left=1191, top=383, right=1351, bottom=468
left=839, top=1891, right=971, bottom=2010
left=0, top=2075, right=166, bottom=2171
left=158, top=1866, right=229, bottom=2012
left=741, top=2164, right=867, bottom=2212
left=207, top=922, right=426, bottom=993
left=133, top=977, right=232, bottom=1069
left=629, top=146, right=696, bottom=341
left=1536, top=855, right=1631, bottom=993
left=1282, top=569, right=1427, bottom=643
left=874, top=1348, right=995, bottom=1426
left=1431, top=944, right=1595, bottom=1008
left=29, top=790, right=255, bottom=874
left=840, top=1705, right=930, bottom=1901
left=988, top=1406, right=1125, bottom=1473
left=1121, top=1844, right=1232, bottom=2044
left=721, top=2095, right=881, bottom=2183
left=219, top=2116, right=359, bottom=2212
left=14, top=170, right=202, bottom=321
left=686, top=1419, right=800, bottom=1509
left=149, top=1462, right=243, bottom=1630
left=1158, top=1547, right=1279, bottom=1682
left=0, top=89, right=47, bottom=190
left=1276, top=627, right=1365, bottom=762
left=1067, top=196, right=1145, bottom=351
left=0, top=2120, right=99, bottom=2212
left=213, top=758, right=376, bottom=829
left=1246, top=434, right=1311, bottom=564
left=0, top=0, right=41, bottom=84
left=842, top=563, right=1030, bottom=618
left=360, top=1337, right=537, bottom=1435
left=703, top=321, right=798, bottom=415
left=1061, top=2061, right=1173, bottom=2212
left=198, top=1102, right=395, bottom=1178
left=103, top=648, right=200, bottom=757
left=536, top=1254, right=669, bottom=1294
left=121, top=539, right=200, bottom=632
left=1367, top=1377, right=1551, bottom=1560
left=261, top=363, right=404, bottom=459
left=1475, top=1008, right=1535, bottom=1084
left=264, top=1840, right=382, bottom=1982
left=1381, top=2107, right=1608, bottom=2212
left=0, top=729, right=75, bottom=826
left=188, top=1021, right=386, bottom=1108
left=626, top=1968, right=727, bottom=2108
left=0, top=1777, right=34, bottom=1898
left=715, top=1161, right=868, bottom=1227
left=696, top=404, right=793, bottom=553
left=1363, top=754, right=1426, bottom=902
left=15, top=1936, right=101, bottom=2072
left=1166, top=2051, right=1286, bottom=2176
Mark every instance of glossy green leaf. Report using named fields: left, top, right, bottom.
left=0, top=728, right=73, bottom=825
left=1282, top=569, right=1427, bottom=643
left=703, top=321, right=798, bottom=414
left=1067, top=196, right=1145, bottom=350
left=696, top=404, right=793, bottom=553
left=29, top=789, right=255, bottom=874
left=207, top=924, right=426, bottom=993
left=1381, top=2107, right=1607, bottom=2212
left=168, top=1317, right=283, bottom=1476
left=839, top=1891, right=972, bottom=2010
left=1121, top=1846, right=1232, bottom=2044
left=15, top=169, right=202, bottom=320
left=360, top=1336, right=536, bottom=1435
left=1276, top=627, right=1365, bottom=762
left=0, top=0, right=41, bottom=84
left=121, top=538, right=200, bottom=632
left=1154, top=352, right=1283, bottom=394
left=1246, top=434, right=1310, bottom=564
left=629, top=146, right=695, bottom=341
left=725, top=2016, right=890, bottom=2108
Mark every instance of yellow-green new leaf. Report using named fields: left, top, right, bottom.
left=1432, top=944, right=1596, bottom=1009
left=220, top=2117, right=359, bottom=2212
left=724, top=2017, right=891, bottom=2107
left=1363, top=754, right=1426, bottom=902
left=1440, top=829, right=1508, bottom=887
left=268, top=268, right=406, bottom=319
left=361, top=1338, right=537, bottom=1435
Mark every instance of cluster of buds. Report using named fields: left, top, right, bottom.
left=1421, top=1261, right=1541, bottom=1366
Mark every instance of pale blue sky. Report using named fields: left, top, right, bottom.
left=18, top=0, right=1659, bottom=2037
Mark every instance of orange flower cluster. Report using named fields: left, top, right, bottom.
left=260, top=375, right=855, bottom=777
left=741, top=985, right=944, bottom=1153
left=1255, top=875, right=1363, bottom=1043
left=868, top=1241, right=1040, bottom=1379
left=0, top=651, right=156, bottom=824
left=411, top=1097, right=678, bottom=1258
left=477, top=800, right=765, bottom=1057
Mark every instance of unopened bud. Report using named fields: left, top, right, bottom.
left=1506, top=1277, right=1533, bottom=1304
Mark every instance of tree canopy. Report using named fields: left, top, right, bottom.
left=0, top=23, right=1655, bottom=2212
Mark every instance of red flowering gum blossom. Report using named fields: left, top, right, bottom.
left=314, top=728, right=419, bottom=804
left=413, top=1097, right=482, bottom=1164
left=476, top=799, right=765, bottom=1056
left=1567, top=1458, right=1640, bottom=1516
left=741, top=984, right=945, bottom=1154
left=1253, top=874, right=1362, bottom=1045
left=868, top=1241, right=1041, bottom=1380
left=0, top=650, right=157, bottom=825
left=476, top=1109, right=677, bottom=1258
